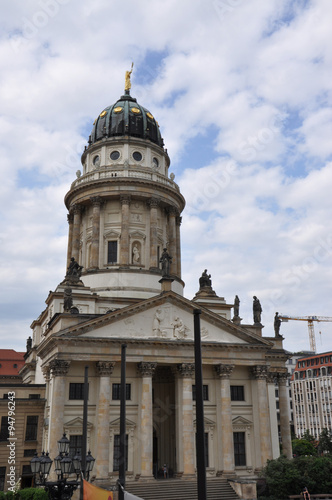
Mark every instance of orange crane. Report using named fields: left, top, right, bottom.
left=279, top=315, right=332, bottom=352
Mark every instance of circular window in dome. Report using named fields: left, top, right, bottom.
left=114, top=106, right=123, bottom=114
left=146, top=112, right=154, bottom=120
left=153, top=157, right=159, bottom=169
left=110, top=150, right=120, bottom=161
left=99, top=110, right=107, bottom=118
left=93, top=155, right=100, bottom=166
left=131, top=107, right=141, bottom=114
left=133, top=151, right=142, bottom=162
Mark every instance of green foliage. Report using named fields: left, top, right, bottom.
left=318, top=427, right=332, bottom=454
left=292, top=438, right=317, bottom=456
left=302, top=430, right=316, bottom=444
left=0, top=489, right=47, bottom=500
left=259, top=454, right=332, bottom=499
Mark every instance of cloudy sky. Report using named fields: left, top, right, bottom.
left=1, top=0, right=332, bottom=354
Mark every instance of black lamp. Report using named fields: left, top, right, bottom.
left=57, top=433, right=70, bottom=455
left=86, top=450, right=95, bottom=474
left=40, top=452, right=53, bottom=476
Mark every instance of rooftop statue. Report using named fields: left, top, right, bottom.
left=274, top=312, right=282, bottom=337
left=125, top=62, right=134, bottom=92
left=253, top=296, right=262, bottom=324
left=199, top=269, right=212, bottom=288
left=234, top=295, right=240, bottom=317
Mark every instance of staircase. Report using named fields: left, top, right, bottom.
left=125, top=478, right=240, bottom=500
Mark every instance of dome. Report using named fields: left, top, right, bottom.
left=89, top=92, right=164, bottom=148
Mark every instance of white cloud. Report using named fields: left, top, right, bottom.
left=1, top=0, right=332, bottom=354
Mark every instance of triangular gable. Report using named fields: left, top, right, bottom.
left=59, top=291, right=272, bottom=347
left=232, top=416, right=252, bottom=426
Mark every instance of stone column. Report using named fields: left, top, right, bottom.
left=48, top=360, right=70, bottom=476
left=120, top=196, right=130, bottom=267
left=89, top=196, right=102, bottom=269
left=278, top=372, right=292, bottom=459
left=137, top=361, right=157, bottom=479
left=251, top=365, right=272, bottom=466
left=95, top=361, right=115, bottom=479
left=266, top=373, right=280, bottom=459
left=215, top=364, right=235, bottom=476
left=66, top=213, right=74, bottom=270
left=176, top=363, right=195, bottom=478
left=71, top=204, right=82, bottom=263
left=148, top=197, right=159, bottom=270
left=176, top=216, right=182, bottom=278
left=168, top=206, right=177, bottom=276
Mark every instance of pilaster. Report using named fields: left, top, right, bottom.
left=71, top=204, right=82, bottom=263
left=251, top=365, right=272, bottom=467
left=95, top=361, right=115, bottom=479
left=89, top=196, right=102, bottom=269
left=176, top=363, right=195, bottom=478
left=215, top=364, right=235, bottom=476
left=137, top=362, right=157, bottom=480
left=148, top=197, right=159, bottom=270
left=66, top=213, right=74, bottom=271
left=120, top=196, right=131, bottom=267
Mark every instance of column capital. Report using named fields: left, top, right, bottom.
left=277, top=371, right=289, bottom=385
left=251, top=365, right=268, bottom=380
left=95, top=361, right=115, bottom=376
left=177, top=363, right=195, bottom=378
left=147, top=197, right=160, bottom=208
left=67, top=213, right=74, bottom=224
left=41, top=366, right=51, bottom=382
left=167, top=205, right=178, bottom=216
left=90, top=196, right=103, bottom=206
left=214, top=364, right=234, bottom=379
left=120, top=195, right=131, bottom=205
left=49, top=359, right=70, bottom=377
left=137, top=361, right=157, bottom=377
left=266, top=372, right=277, bottom=384
left=71, top=203, right=82, bottom=215
left=176, top=215, right=182, bottom=226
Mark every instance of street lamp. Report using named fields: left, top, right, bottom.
left=30, top=433, right=95, bottom=500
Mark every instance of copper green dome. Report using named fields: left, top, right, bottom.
left=89, top=92, right=164, bottom=148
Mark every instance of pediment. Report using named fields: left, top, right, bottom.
left=64, top=417, right=93, bottom=430
left=62, top=292, right=271, bottom=347
left=110, top=417, right=136, bottom=428
left=232, top=416, right=252, bottom=426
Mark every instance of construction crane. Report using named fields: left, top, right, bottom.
left=279, top=315, right=332, bottom=352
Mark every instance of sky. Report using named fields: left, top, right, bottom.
left=1, top=0, right=332, bottom=354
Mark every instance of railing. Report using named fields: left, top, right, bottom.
left=71, top=167, right=180, bottom=191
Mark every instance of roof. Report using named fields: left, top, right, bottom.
left=0, top=349, right=25, bottom=376
left=88, top=92, right=164, bottom=148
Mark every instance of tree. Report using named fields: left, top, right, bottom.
left=318, top=428, right=332, bottom=454
left=292, top=438, right=317, bottom=457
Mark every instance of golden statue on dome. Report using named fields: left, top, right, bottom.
left=125, top=62, right=134, bottom=92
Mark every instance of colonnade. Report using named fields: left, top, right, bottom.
left=46, top=360, right=292, bottom=482
left=66, top=197, right=182, bottom=277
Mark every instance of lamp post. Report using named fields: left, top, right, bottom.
left=30, top=433, right=95, bottom=500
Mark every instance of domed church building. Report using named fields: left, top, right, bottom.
left=22, top=74, right=291, bottom=487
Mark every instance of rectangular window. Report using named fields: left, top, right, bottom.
left=29, top=394, right=41, bottom=399
left=231, top=386, right=245, bottom=401
left=108, top=241, right=118, bottom=264
left=112, top=383, right=131, bottom=401
left=0, top=467, right=6, bottom=491
left=192, top=385, right=209, bottom=401
left=69, top=383, right=89, bottom=400
left=0, top=416, right=9, bottom=441
left=24, top=449, right=37, bottom=457
left=113, top=434, right=128, bottom=472
left=69, top=435, right=82, bottom=458
left=233, top=432, right=246, bottom=466
left=25, top=416, right=38, bottom=441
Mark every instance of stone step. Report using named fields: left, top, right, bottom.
left=125, top=478, right=240, bottom=500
